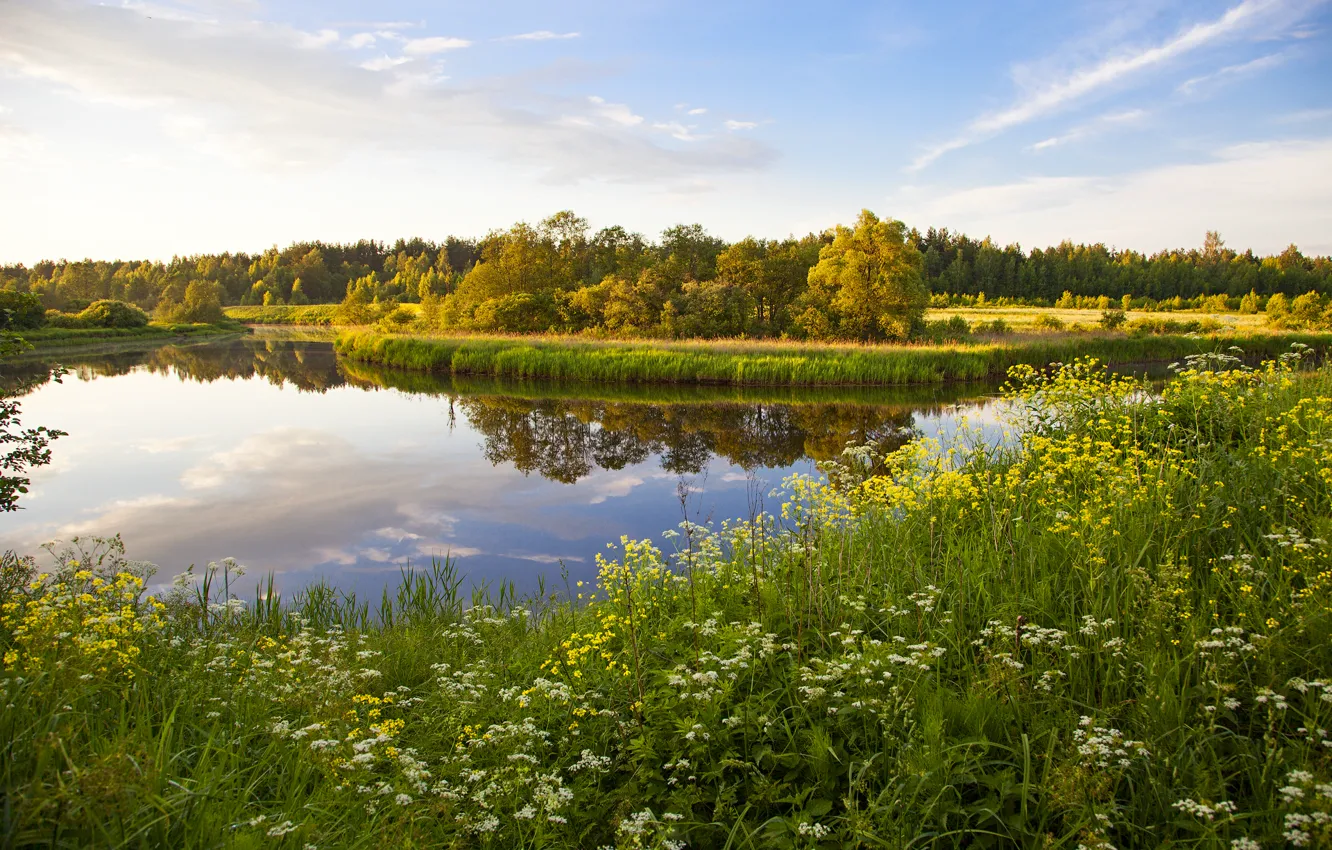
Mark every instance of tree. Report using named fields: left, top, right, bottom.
left=0, top=336, right=65, bottom=511
left=797, top=211, right=928, bottom=341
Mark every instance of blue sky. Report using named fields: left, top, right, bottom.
left=1, top=0, right=1329, bottom=262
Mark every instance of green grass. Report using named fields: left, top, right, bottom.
left=335, top=328, right=1332, bottom=386
left=225, top=304, right=345, bottom=325
left=224, top=304, right=427, bottom=326
left=8, top=321, right=246, bottom=351
left=3, top=349, right=1331, bottom=847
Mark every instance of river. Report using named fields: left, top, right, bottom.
left=1, top=335, right=1007, bottom=598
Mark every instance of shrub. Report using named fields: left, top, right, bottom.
left=1099, top=308, right=1127, bottom=331
left=1032, top=314, right=1066, bottom=332
left=971, top=318, right=1012, bottom=336
left=0, top=291, right=46, bottom=331
left=78, top=300, right=149, bottom=329
left=42, top=310, right=91, bottom=329
left=375, top=305, right=417, bottom=332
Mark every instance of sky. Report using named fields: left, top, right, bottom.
left=0, top=0, right=1330, bottom=262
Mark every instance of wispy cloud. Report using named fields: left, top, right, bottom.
left=687, top=107, right=707, bottom=115
left=724, top=120, right=758, bottom=131
left=912, top=0, right=1304, bottom=170
left=588, top=95, right=643, bottom=126
left=1030, top=108, right=1148, bottom=151
left=501, top=30, right=580, bottom=42
left=401, top=36, right=471, bottom=56
left=1177, top=50, right=1293, bottom=94
left=894, top=137, right=1332, bottom=255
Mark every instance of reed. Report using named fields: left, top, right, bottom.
left=336, top=327, right=1332, bottom=386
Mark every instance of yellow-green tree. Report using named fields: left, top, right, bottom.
left=796, top=211, right=927, bottom=341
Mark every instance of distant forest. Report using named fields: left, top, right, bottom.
left=3, top=212, right=1329, bottom=339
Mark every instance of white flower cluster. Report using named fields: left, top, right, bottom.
left=1072, top=717, right=1150, bottom=769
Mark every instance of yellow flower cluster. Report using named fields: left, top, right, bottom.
left=1, top=569, right=161, bottom=680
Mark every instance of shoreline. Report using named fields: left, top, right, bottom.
left=333, top=328, right=1332, bottom=387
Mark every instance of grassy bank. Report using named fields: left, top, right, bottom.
left=9, top=320, right=247, bottom=352
left=335, top=328, right=1332, bottom=386
left=226, top=305, right=349, bottom=325
left=4, top=349, right=1332, bottom=847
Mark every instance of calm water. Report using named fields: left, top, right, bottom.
left=1, top=335, right=1004, bottom=598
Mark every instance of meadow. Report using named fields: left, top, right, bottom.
left=3, top=345, right=1331, bottom=847
left=334, top=327, right=1332, bottom=387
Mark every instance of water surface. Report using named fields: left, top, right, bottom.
left=2, top=337, right=1003, bottom=598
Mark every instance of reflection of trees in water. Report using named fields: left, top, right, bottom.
left=0, top=339, right=346, bottom=394
left=458, top=396, right=924, bottom=484
left=3, top=338, right=991, bottom=484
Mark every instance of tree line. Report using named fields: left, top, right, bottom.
left=3, top=212, right=1329, bottom=340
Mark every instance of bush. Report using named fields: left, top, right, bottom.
left=78, top=300, right=149, bottom=329
left=42, top=310, right=91, bottom=329
left=375, top=305, right=417, bottom=332
left=1099, top=308, right=1127, bottom=331
left=921, top=316, right=971, bottom=343
left=0, top=291, right=46, bottom=331
left=971, top=318, right=1012, bottom=336
left=1032, top=314, right=1066, bottom=332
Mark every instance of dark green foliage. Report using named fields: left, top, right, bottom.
left=0, top=292, right=45, bottom=331
left=156, top=282, right=224, bottom=324
left=0, top=336, right=65, bottom=511
left=5, top=218, right=1325, bottom=342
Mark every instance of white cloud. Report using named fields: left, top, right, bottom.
left=912, top=0, right=1311, bottom=170
left=502, top=31, right=580, bottom=41
left=588, top=474, right=645, bottom=504
left=1029, top=108, right=1148, bottom=151
left=503, top=552, right=585, bottom=564
left=360, top=54, right=411, bottom=72
left=346, top=32, right=377, bottom=49
left=0, top=1, right=774, bottom=180
left=687, top=107, right=707, bottom=115
left=1177, top=50, right=1293, bottom=94
left=298, top=28, right=340, bottom=50
left=653, top=121, right=701, bottom=141
left=588, top=95, right=644, bottom=126
left=724, top=120, right=758, bottom=131
left=401, top=36, right=471, bottom=56
left=894, top=137, right=1332, bottom=255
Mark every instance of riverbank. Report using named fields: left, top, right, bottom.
left=3, top=353, right=1329, bottom=847
left=8, top=321, right=248, bottom=355
left=225, top=304, right=345, bottom=325
left=335, top=328, right=1332, bottom=386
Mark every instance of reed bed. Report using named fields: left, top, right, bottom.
left=335, top=328, right=1332, bottom=386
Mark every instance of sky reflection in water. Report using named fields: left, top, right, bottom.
left=2, top=338, right=1005, bottom=598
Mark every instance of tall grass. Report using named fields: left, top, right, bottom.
left=7, top=321, right=245, bottom=352
left=3, top=348, right=1332, bottom=847
left=225, top=305, right=342, bottom=326
left=336, top=328, right=1332, bottom=386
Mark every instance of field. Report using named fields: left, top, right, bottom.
left=928, top=305, right=1270, bottom=332
left=3, top=348, right=1330, bottom=847
left=335, top=327, right=1332, bottom=387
